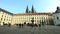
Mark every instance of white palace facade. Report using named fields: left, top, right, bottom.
left=0, top=6, right=54, bottom=26
left=53, top=6, right=60, bottom=25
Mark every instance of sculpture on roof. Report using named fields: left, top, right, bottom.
left=57, top=6, right=60, bottom=10
left=55, top=6, right=60, bottom=13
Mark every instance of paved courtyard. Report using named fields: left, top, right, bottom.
left=0, top=25, right=60, bottom=34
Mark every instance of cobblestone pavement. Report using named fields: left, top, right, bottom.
left=0, top=25, right=60, bottom=34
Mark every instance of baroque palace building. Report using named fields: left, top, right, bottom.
left=0, top=8, right=13, bottom=26
left=0, top=6, right=54, bottom=26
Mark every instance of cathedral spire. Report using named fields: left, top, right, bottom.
left=26, top=5, right=29, bottom=13
left=31, top=5, right=35, bottom=13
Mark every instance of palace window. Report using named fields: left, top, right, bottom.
left=1, top=18, right=2, bottom=20
left=57, top=16, right=59, bottom=20
left=2, top=15, right=3, bottom=17
left=4, top=19, right=5, bottom=21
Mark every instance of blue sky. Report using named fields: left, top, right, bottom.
left=0, top=0, right=60, bottom=14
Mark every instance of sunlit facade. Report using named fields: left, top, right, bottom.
left=0, top=8, right=13, bottom=26
left=11, top=6, right=53, bottom=25
left=0, top=6, right=54, bottom=26
left=12, top=13, right=53, bottom=25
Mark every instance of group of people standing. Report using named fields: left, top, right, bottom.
left=15, top=22, right=45, bottom=28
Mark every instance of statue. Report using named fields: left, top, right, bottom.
left=55, top=6, right=60, bottom=13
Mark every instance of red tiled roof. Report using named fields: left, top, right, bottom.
left=13, top=13, right=52, bottom=16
